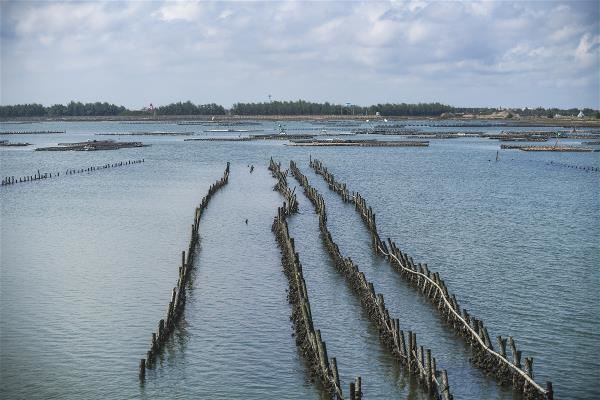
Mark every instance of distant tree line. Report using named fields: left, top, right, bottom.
left=0, top=102, right=127, bottom=117
left=231, top=101, right=598, bottom=117
left=230, top=100, right=468, bottom=116
left=0, top=101, right=225, bottom=117
left=155, top=101, right=225, bottom=115
left=1, top=100, right=597, bottom=118
left=518, top=107, right=598, bottom=118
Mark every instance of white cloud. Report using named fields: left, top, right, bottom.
left=153, top=1, right=203, bottom=22
left=466, top=1, right=497, bottom=17
left=575, top=33, right=600, bottom=67
left=550, top=25, right=582, bottom=43
left=218, top=9, right=233, bottom=20
left=406, top=22, right=430, bottom=44
left=1, top=0, right=598, bottom=108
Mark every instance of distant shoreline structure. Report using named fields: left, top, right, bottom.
left=1, top=114, right=599, bottom=127
left=1, top=100, right=598, bottom=122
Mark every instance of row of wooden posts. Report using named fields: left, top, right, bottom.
left=0, top=130, right=65, bottom=135
left=1, top=159, right=145, bottom=186
left=309, top=157, right=553, bottom=400
left=269, top=158, right=361, bottom=400
left=290, top=160, right=452, bottom=400
left=547, top=160, right=599, bottom=172
left=269, top=158, right=299, bottom=213
left=139, top=162, right=230, bottom=381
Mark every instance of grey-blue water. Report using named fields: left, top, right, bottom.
left=1, top=120, right=598, bottom=399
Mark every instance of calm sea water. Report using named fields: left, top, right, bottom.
left=1, top=120, right=598, bottom=399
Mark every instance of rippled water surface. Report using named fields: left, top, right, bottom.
left=1, top=120, right=599, bottom=399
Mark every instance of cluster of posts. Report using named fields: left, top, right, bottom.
left=269, top=158, right=298, bottom=213
left=139, top=162, right=230, bottom=381
left=269, top=158, right=361, bottom=400
left=290, top=161, right=451, bottom=400
left=1, top=159, right=144, bottom=187
left=309, top=157, right=553, bottom=400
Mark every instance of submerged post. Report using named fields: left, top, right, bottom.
left=139, top=358, right=145, bottom=381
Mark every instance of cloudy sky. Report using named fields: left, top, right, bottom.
left=1, top=0, right=598, bottom=109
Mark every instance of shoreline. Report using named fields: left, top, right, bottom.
left=1, top=114, right=599, bottom=127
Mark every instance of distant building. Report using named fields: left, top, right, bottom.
left=577, top=111, right=585, bottom=118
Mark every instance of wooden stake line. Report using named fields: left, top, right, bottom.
left=290, top=160, right=450, bottom=400
left=1, top=159, right=145, bottom=187
left=309, top=158, right=551, bottom=399
left=139, top=162, right=230, bottom=380
left=270, top=157, right=359, bottom=400
left=268, top=157, right=298, bottom=213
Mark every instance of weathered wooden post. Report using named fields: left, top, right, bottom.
left=419, top=346, right=425, bottom=381
left=442, top=370, right=451, bottom=400
left=426, top=348, right=433, bottom=392
left=399, top=329, right=407, bottom=357
left=139, top=358, right=146, bottom=380
left=331, top=357, right=341, bottom=392
left=509, top=337, right=522, bottom=387
left=408, top=330, right=414, bottom=367
left=525, top=357, right=534, bottom=379
left=355, top=377, right=362, bottom=400
left=546, top=382, right=553, bottom=400
left=158, top=319, right=165, bottom=341
left=497, top=336, right=507, bottom=358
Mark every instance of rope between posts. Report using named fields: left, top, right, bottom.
left=355, top=202, right=548, bottom=395
left=311, top=160, right=552, bottom=398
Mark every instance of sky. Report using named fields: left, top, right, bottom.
left=1, top=0, right=599, bottom=109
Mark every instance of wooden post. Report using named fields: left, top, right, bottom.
left=525, top=357, right=534, bottom=379
left=426, top=348, right=433, bottom=391
left=315, top=330, right=328, bottom=373
left=399, top=330, right=407, bottom=358
left=139, top=359, right=145, bottom=380
left=546, top=382, right=553, bottom=400
left=349, top=382, right=355, bottom=400
left=331, top=357, right=341, bottom=390
left=412, top=331, right=417, bottom=358
left=355, top=377, right=362, bottom=400
left=394, top=319, right=400, bottom=351
left=407, top=330, right=413, bottom=361
left=419, top=346, right=425, bottom=380
left=497, top=336, right=507, bottom=358
left=483, top=327, right=493, bottom=349
left=509, top=336, right=521, bottom=368
left=158, top=319, right=165, bottom=340
left=510, top=336, right=522, bottom=388
left=441, top=370, right=451, bottom=400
